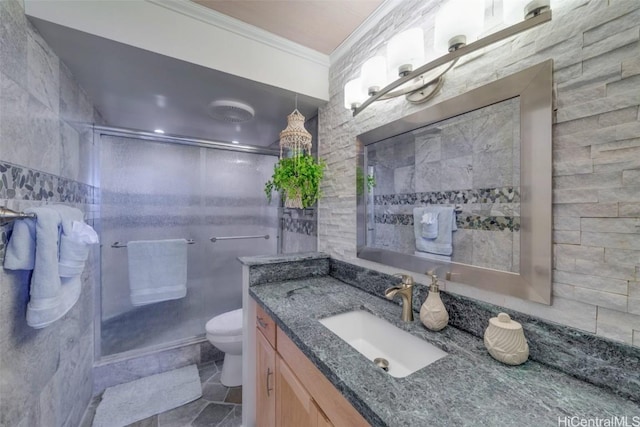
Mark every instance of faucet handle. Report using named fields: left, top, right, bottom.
left=393, top=273, right=414, bottom=287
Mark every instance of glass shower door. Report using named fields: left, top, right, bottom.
left=99, top=134, right=277, bottom=357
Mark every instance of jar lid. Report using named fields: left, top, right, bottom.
left=488, top=312, right=522, bottom=331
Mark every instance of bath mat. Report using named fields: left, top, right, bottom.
left=92, top=365, right=202, bottom=427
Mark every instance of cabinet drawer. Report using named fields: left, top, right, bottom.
left=255, top=303, right=276, bottom=348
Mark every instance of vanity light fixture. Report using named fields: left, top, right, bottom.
left=154, top=129, right=165, bottom=134
left=345, top=0, right=552, bottom=117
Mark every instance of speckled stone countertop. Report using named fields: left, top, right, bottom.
left=249, top=276, right=640, bottom=427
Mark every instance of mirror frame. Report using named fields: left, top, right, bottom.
left=356, top=60, right=552, bottom=305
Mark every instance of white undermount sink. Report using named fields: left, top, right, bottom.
left=319, top=310, right=447, bottom=378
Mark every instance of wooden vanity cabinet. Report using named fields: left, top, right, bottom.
left=252, top=298, right=369, bottom=427
left=256, top=329, right=276, bottom=427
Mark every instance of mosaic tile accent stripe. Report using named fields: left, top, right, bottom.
left=283, top=217, right=317, bottom=236
left=0, top=162, right=96, bottom=204
left=373, top=187, right=520, bottom=205
left=375, top=213, right=521, bottom=232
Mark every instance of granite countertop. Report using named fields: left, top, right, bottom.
left=249, top=276, right=640, bottom=427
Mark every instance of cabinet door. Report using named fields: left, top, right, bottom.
left=256, top=330, right=276, bottom=427
left=276, top=356, right=318, bottom=427
left=317, top=407, right=334, bottom=427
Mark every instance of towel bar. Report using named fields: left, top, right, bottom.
left=111, top=239, right=196, bottom=248
left=0, top=206, right=37, bottom=225
left=210, top=234, right=269, bottom=242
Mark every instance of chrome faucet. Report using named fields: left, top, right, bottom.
left=384, top=274, right=415, bottom=322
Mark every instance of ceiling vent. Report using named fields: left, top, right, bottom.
left=208, top=100, right=255, bottom=123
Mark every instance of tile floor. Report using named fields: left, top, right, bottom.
left=81, top=361, right=242, bottom=427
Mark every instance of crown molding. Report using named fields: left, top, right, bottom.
left=330, top=0, right=403, bottom=64
left=146, top=0, right=330, bottom=67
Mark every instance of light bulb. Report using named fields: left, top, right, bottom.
left=361, top=56, right=388, bottom=96
left=387, top=28, right=425, bottom=77
left=504, top=0, right=550, bottom=24
left=434, top=0, right=485, bottom=54
left=344, top=78, right=367, bottom=110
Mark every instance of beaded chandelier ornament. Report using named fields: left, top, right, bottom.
left=279, top=96, right=313, bottom=208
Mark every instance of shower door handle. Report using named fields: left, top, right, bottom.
left=266, top=367, right=273, bottom=396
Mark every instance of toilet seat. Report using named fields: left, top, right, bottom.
left=206, top=308, right=243, bottom=337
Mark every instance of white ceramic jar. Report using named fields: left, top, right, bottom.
left=483, top=312, right=529, bottom=365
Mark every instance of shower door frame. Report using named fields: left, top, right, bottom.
left=92, top=125, right=280, bottom=363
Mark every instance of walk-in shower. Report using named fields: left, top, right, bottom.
left=94, top=128, right=278, bottom=358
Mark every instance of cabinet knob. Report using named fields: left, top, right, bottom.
left=257, top=316, right=268, bottom=329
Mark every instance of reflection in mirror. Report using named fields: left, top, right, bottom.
left=357, top=60, right=552, bottom=305
left=366, top=98, right=521, bottom=273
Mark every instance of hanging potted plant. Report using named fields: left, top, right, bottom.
left=265, top=106, right=325, bottom=209
left=264, top=153, right=325, bottom=208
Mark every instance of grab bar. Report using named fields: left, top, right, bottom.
left=210, top=234, right=269, bottom=243
left=0, top=207, right=37, bottom=225
left=111, top=239, right=196, bottom=248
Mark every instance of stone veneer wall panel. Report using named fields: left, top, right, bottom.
left=0, top=1, right=100, bottom=426
left=318, top=0, right=640, bottom=346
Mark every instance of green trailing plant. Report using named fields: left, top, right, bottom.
left=356, top=167, right=377, bottom=196
left=264, top=153, right=326, bottom=208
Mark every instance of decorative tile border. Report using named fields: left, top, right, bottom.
left=373, top=187, right=520, bottom=205
left=0, top=162, right=96, bottom=204
left=375, top=213, right=520, bottom=232
left=283, top=217, right=317, bottom=236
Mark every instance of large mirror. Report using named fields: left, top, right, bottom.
left=357, top=60, right=553, bottom=304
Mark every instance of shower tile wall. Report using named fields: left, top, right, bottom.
left=367, top=98, right=521, bottom=272
left=0, top=1, right=100, bottom=425
left=281, top=208, right=317, bottom=253
left=99, top=135, right=278, bottom=356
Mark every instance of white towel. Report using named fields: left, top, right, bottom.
left=48, top=205, right=88, bottom=279
left=420, top=212, right=438, bottom=239
left=413, top=206, right=457, bottom=256
left=127, top=239, right=188, bottom=306
left=3, top=212, right=36, bottom=270
left=4, top=205, right=92, bottom=328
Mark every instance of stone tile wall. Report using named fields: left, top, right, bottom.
left=0, top=1, right=100, bottom=425
left=318, top=0, right=640, bottom=345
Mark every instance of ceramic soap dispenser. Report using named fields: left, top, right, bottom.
left=420, top=274, right=449, bottom=331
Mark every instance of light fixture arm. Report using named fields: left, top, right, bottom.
left=377, top=58, right=459, bottom=100
left=352, top=10, right=552, bottom=117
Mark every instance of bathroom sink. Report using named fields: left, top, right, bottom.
left=319, top=310, right=447, bottom=378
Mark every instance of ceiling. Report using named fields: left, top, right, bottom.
left=28, top=1, right=387, bottom=148
left=193, top=0, right=385, bottom=54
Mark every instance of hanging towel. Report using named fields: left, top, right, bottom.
left=413, top=206, right=457, bottom=256
left=4, top=205, right=94, bottom=328
left=3, top=211, right=36, bottom=270
left=127, top=239, right=188, bottom=306
left=49, top=204, right=90, bottom=277
left=420, top=212, right=438, bottom=239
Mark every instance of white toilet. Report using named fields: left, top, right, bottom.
left=205, top=308, right=243, bottom=387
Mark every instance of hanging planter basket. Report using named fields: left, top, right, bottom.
left=284, top=188, right=303, bottom=209
left=264, top=154, right=325, bottom=209
left=264, top=105, right=325, bottom=209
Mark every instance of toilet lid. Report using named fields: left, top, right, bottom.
left=206, top=308, right=243, bottom=336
